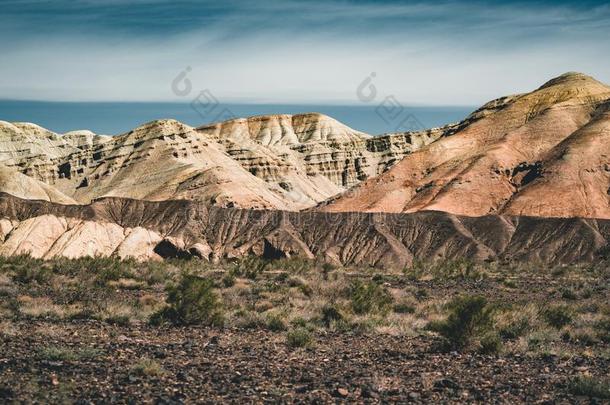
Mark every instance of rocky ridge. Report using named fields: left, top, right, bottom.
left=0, top=114, right=454, bottom=210
left=0, top=193, right=608, bottom=266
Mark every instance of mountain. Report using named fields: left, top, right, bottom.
left=2, top=73, right=609, bottom=218
left=2, top=72, right=610, bottom=263
left=0, top=113, right=454, bottom=210
left=319, top=73, right=610, bottom=219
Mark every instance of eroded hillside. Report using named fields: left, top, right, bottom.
left=320, top=73, right=610, bottom=219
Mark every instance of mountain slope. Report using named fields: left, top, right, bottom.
left=0, top=163, right=76, bottom=204
left=0, top=113, right=455, bottom=209
left=320, top=73, right=610, bottom=219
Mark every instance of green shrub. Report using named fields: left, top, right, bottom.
left=105, top=315, right=131, bottom=326
left=130, top=358, right=164, bottom=377
left=266, top=313, right=287, bottom=332
left=543, top=305, right=573, bottom=329
left=286, top=327, right=313, bottom=348
left=12, top=263, right=52, bottom=284
left=52, top=256, right=135, bottom=285
left=290, top=317, right=309, bottom=328
left=349, top=280, right=393, bottom=315
left=393, top=300, right=416, bottom=314
left=428, top=295, right=499, bottom=352
left=568, top=376, right=610, bottom=399
left=150, top=275, right=223, bottom=326
left=560, top=287, right=578, bottom=300
left=137, top=261, right=174, bottom=286
left=297, top=283, right=313, bottom=297
left=403, top=260, right=426, bottom=280
left=36, top=345, right=102, bottom=362
left=37, top=346, right=77, bottom=361
left=406, top=259, right=487, bottom=281
left=233, top=310, right=265, bottom=329
left=321, top=263, right=335, bottom=280
left=433, top=259, right=481, bottom=280
left=273, top=257, right=314, bottom=274
left=231, top=257, right=268, bottom=280
left=414, top=288, right=429, bottom=300
left=222, top=272, right=236, bottom=288
left=479, top=333, right=503, bottom=354
left=563, top=329, right=598, bottom=346
left=498, top=315, right=530, bottom=340
left=594, top=318, right=610, bottom=343
left=320, top=304, right=344, bottom=327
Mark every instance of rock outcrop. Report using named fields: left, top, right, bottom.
left=0, top=193, right=607, bottom=266
left=320, top=73, right=610, bottom=219
left=0, top=163, right=76, bottom=204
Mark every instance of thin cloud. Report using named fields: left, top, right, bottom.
left=1, top=0, right=609, bottom=105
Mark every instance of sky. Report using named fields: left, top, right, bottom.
left=1, top=0, right=610, bottom=107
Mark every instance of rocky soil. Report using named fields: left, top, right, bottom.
left=1, top=321, right=608, bottom=403
left=0, top=255, right=609, bottom=403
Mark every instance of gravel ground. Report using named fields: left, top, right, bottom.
left=1, top=320, right=608, bottom=403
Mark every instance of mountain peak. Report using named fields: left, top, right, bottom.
left=538, top=72, right=604, bottom=90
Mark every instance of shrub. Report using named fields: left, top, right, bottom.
left=131, top=358, right=164, bottom=377
left=290, top=317, right=309, bottom=328
left=233, top=310, right=265, bottom=329
left=595, top=318, right=610, bottom=343
left=286, top=327, right=313, bottom=348
left=320, top=304, right=344, bottom=327
left=137, top=261, right=174, bottom=286
left=428, top=295, right=499, bottom=352
left=403, top=260, right=426, bottom=280
left=321, top=263, right=335, bottom=280
left=266, top=313, right=287, bottom=332
left=273, top=257, right=314, bottom=274
left=393, top=300, right=416, bottom=314
left=36, top=345, right=101, bottom=362
left=222, top=272, right=236, bottom=288
left=498, top=316, right=529, bottom=339
left=150, top=275, right=223, bottom=326
left=105, top=315, right=131, bottom=326
left=12, top=263, right=52, bottom=284
left=407, top=259, right=488, bottom=281
left=568, top=376, right=610, bottom=399
left=563, top=328, right=598, bottom=346
left=349, top=280, right=393, bottom=315
left=52, top=256, right=135, bottom=285
left=414, top=288, right=429, bottom=300
left=543, top=305, right=573, bottom=329
left=496, top=305, right=538, bottom=340
left=38, top=346, right=77, bottom=361
left=231, top=257, right=268, bottom=280
left=479, top=333, right=503, bottom=354
left=560, top=287, right=578, bottom=300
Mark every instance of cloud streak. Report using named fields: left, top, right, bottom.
left=1, top=0, right=609, bottom=105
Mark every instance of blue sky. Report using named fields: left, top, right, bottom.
left=1, top=0, right=609, bottom=105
